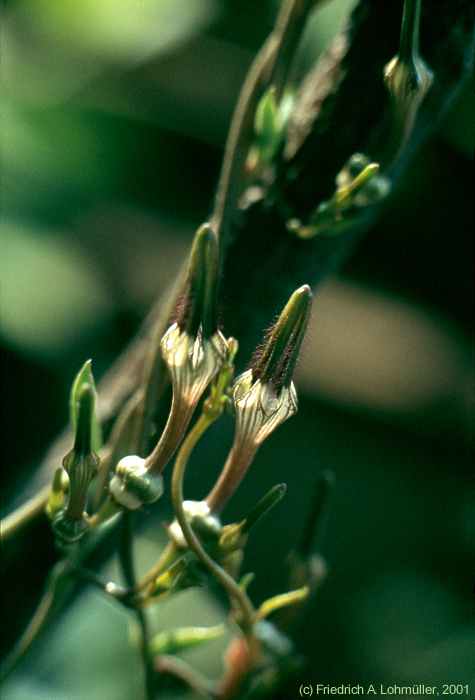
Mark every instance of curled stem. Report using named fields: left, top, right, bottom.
left=155, top=654, right=216, bottom=698
left=0, top=561, right=69, bottom=681
left=171, top=415, right=256, bottom=635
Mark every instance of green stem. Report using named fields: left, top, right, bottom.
left=155, top=654, right=216, bottom=698
left=171, top=415, right=256, bottom=635
left=212, top=0, right=319, bottom=241
left=1, top=485, right=49, bottom=543
left=0, top=561, right=69, bottom=681
left=118, top=513, right=155, bottom=700
left=400, top=0, right=422, bottom=60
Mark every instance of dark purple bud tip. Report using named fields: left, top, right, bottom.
left=251, top=285, right=312, bottom=393
left=175, top=223, right=220, bottom=338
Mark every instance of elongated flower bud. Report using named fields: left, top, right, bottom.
left=219, top=483, right=287, bottom=552
left=384, top=0, right=433, bottom=145
left=53, top=383, right=99, bottom=544
left=145, top=224, right=227, bottom=475
left=206, top=286, right=312, bottom=513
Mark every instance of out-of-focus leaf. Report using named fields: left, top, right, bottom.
left=13, top=0, right=217, bottom=64
left=289, top=0, right=357, bottom=70
left=2, top=102, right=118, bottom=197
left=0, top=223, right=113, bottom=358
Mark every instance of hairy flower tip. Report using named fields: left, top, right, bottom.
left=175, top=223, right=220, bottom=338
left=250, top=284, right=312, bottom=394
left=161, top=323, right=228, bottom=407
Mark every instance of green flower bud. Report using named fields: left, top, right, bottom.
left=206, top=287, right=311, bottom=513
left=219, top=484, right=287, bottom=552
left=173, top=223, right=221, bottom=340
left=145, top=224, right=227, bottom=475
left=62, top=384, right=99, bottom=521
left=252, top=87, right=295, bottom=167
left=250, top=285, right=312, bottom=394
left=109, top=455, right=164, bottom=510
left=383, top=0, right=433, bottom=142
left=168, top=500, right=222, bottom=549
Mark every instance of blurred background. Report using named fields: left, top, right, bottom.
left=1, top=0, right=474, bottom=697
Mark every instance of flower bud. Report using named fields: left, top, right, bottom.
left=62, top=384, right=99, bottom=521
left=168, top=500, right=222, bottom=549
left=145, top=224, right=227, bottom=475
left=53, top=381, right=99, bottom=544
left=206, top=287, right=311, bottom=513
left=219, top=483, right=287, bottom=552
left=383, top=0, right=433, bottom=143
left=109, top=455, right=164, bottom=510
left=291, top=154, right=390, bottom=239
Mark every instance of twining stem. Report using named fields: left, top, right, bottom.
left=155, top=654, right=216, bottom=698
left=118, top=513, right=155, bottom=700
left=400, top=0, right=422, bottom=61
left=1, top=484, right=50, bottom=543
left=171, top=415, right=256, bottom=635
left=268, top=0, right=321, bottom=100
left=1, top=517, right=121, bottom=681
left=0, top=561, right=69, bottom=681
left=211, top=0, right=321, bottom=242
